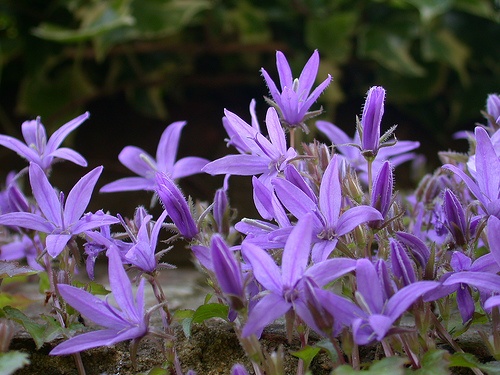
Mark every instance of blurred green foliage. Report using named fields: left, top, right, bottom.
left=0, top=0, right=499, bottom=144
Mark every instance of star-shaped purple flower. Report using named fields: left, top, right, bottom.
left=50, top=246, right=149, bottom=355
left=0, top=163, right=119, bottom=257
left=261, top=50, right=331, bottom=130
left=0, top=113, right=88, bottom=173
left=100, top=121, right=208, bottom=193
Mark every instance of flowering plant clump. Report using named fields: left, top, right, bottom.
left=0, top=49, right=500, bottom=375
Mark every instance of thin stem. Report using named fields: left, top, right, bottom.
left=73, top=352, right=86, bottom=375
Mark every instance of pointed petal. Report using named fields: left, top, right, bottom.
left=118, top=146, right=155, bottom=177
left=265, top=108, right=287, bottom=154
left=50, top=329, right=122, bottom=355
left=46, top=234, right=72, bottom=258
left=281, top=214, right=312, bottom=287
left=305, top=257, right=357, bottom=286
left=297, top=50, right=319, bottom=97
left=100, top=177, right=154, bottom=193
left=64, top=166, right=102, bottom=224
left=107, top=246, right=139, bottom=322
left=475, top=126, right=500, bottom=201
left=49, top=148, right=87, bottom=166
left=368, top=314, right=393, bottom=341
left=241, top=242, right=282, bottom=294
left=320, top=155, right=341, bottom=226
left=335, top=206, right=383, bottom=235
left=261, top=68, right=281, bottom=104
left=71, top=212, right=119, bottom=234
left=385, top=281, right=439, bottom=320
left=272, top=178, right=319, bottom=222
left=0, top=135, right=40, bottom=163
left=46, top=112, right=89, bottom=153
left=456, top=286, right=475, bottom=323
left=171, top=157, right=208, bottom=179
left=488, top=216, right=500, bottom=269
left=29, top=163, right=61, bottom=225
left=242, top=293, right=291, bottom=338
left=442, top=272, right=500, bottom=292
left=202, top=155, right=268, bottom=176
left=356, top=259, right=384, bottom=314
left=300, top=75, right=331, bottom=113
left=442, top=164, right=486, bottom=208
left=156, top=121, right=186, bottom=171
left=57, top=284, right=124, bottom=329
left=0, top=212, right=53, bottom=232
left=276, top=51, right=293, bottom=89
left=311, top=240, right=338, bottom=263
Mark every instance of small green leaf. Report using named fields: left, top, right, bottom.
left=290, top=345, right=321, bottom=371
left=332, top=356, right=407, bottom=375
left=3, top=307, right=47, bottom=349
left=191, top=303, right=229, bottom=324
left=450, top=352, right=500, bottom=375
left=146, top=367, right=168, bottom=375
left=412, top=349, right=450, bottom=375
left=0, top=351, right=30, bottom=375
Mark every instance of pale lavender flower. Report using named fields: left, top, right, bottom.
left=124, top=210, right=169, bottom=273
left=241, top=214, right=357, bottom=337
left=443, top=126, right=500, bottom=217
left=100, top=121, right=208, bottom=193
left=0, top=163, right=119, bottom=258
left=211, top=235, right=246, bottom=312
left=0, top=113, right=88, bottom=173
left=351, top=259, right=438, bottom=345
left=486, top=93, right=500, bottom=127
left=203, top=107, right=297, bottom=186
left=424, top=251, right=500, bottom=323
left=369, top=160, right=393, bottom=228
left=273, top=155, right=383, bottom=262
left=390, top=238, right=417, bottom=287
left=231, top=364, right=249, bottom=375
left=155, top=171, right=198, bottom=240
left=50, top=246, right=149, bottom=355
left=360, top=86, right=385, bottom=157
left=261, top=50, right=331, bottom=130
left=0, top=234, right=43, bottom=271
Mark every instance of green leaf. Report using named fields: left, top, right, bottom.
left=412, top=349, right=449, bottom=375
left=191, top=303, right=229, bottom=324
left=421, top=29, right=470, bottom=84
left=0, top=292, right=34, bottom=310
left=32, top=0, right=135, bottom=43
left=305, top=12, right=358, bottom=64
left=332, top=357, right=408, bottom=375
left=405, top=0, right=453, bottom=23
left=358, top=15, right=425, bottom=77
left=290, top=345, right=321, bottom=371
left=3, top=307, right=47, bottom=349
left=450, top=352, right=500, bottom=374
left=0, top=351, right=30, bottom=375
left=130, top=0, right=211, bottom=37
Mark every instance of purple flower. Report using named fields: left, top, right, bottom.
left=50, top=246, right=149, bottom=355
left=202, top=107, right=296, bottom=185
left=443, top=126, right=500, bottom=217
left=100, top=121, right=208, bottom=193
left=360, top=86, right=385, bottom=157
left=261, top=50, right=331, bottom=130
left=241, top=214, right=357, bottom=337
left=486, top=93, right=500, bottom=127
left=273, top=155, right=383, bottom=262
left=424, top=251, right=500, bottom=323
left=124, top=210, right=169, bottom=273
left=155, top=171, right=198, bottom=240
left=351, top=259, right=438, bottom=345
left=369, top=160, right=393, bottom=227
left=0, top=234, right=44, bottom=271
left=0, top=113, right=88, bottom=173
left=0, top=163, right=119, bottom=257
left=390, top=238, right=417, bottom=287
left=211, top=235, right=246, bottom=311
left=316, top=120, right=419, bottom=181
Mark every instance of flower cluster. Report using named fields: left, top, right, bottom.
left=1, top=50, right=500, bottom=374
